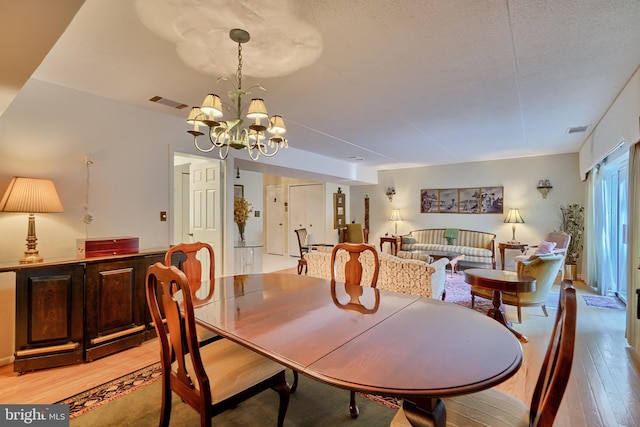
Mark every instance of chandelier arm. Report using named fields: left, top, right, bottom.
left=218, top=142, right=230, bottom=160
left=193, top=134, right=217, bottom=153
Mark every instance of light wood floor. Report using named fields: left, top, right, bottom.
left=0, top=268, right=638, bottom=426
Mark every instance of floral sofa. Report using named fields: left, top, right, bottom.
left=401, top=228, right=496, bottom=269
left=303, top=246, right=448, bottom=299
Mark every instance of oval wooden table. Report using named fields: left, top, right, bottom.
left=464, top=268, right=536, bottom=343
left=191, top=273, right=523, bottom=427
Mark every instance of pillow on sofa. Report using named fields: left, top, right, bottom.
left=402, top=236, right=417, bottom=245
left=534, top=240, right=557, bottom=255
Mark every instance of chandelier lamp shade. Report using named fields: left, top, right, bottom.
left=503, top=208, right=525, bottom=244
left=187, top=29, right=288, bottom=160
left=0, top=177, right=64, bottom=264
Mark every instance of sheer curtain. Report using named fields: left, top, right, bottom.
left=626, top=142, right=640, bottom=351
left=585, top=169, right=599, bottom=290
left=586, top=163, right=617, bottom=295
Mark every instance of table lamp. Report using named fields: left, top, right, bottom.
left=0, top=177, right=64, bottom=263
left=504, top=208, right=524, bottom=244
left=389, top=209, right=403, bottom=235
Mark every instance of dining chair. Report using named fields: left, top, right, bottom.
left=344, top=223, right=366, bottom=244
left=294, top=228, right=308, bottom=274
left=164, top=242, right=217, bottom=344
left=331, top=242, right=380, bottom=418
left=331, top=242, right=380, bottom=287
left=146, top=262, right=290, bottom=427
left=392, top=280, right=577, bottom=427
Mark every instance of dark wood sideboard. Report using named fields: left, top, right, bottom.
left=0, top=249, right=180, bottom=374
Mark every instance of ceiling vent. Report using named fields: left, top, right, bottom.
left=149, top=96, right=188, bottom=110
left=567, top=125, right=590, bottom=134
left=348, top=156, right=364, bottom=161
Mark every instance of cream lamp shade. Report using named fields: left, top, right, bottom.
left=0, top=177, right=64, bottom=263
left=503, top=208, right=524, bottom=244
left=389, top=209, right=403, bottom=235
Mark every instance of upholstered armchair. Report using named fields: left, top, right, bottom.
left=514, top=231, right=571, bottom=280
left=471, top=254, right=564, bottom=323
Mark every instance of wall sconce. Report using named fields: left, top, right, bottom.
left=385, top=187, right=396, bottom=202
left=536, top=179, right=552, bottom=198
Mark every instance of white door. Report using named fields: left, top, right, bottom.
left=289, top=184, right=324, bottom=256
left=266, top=185, right=285, bottom=255
left=190, top=160, right=222, bottom=277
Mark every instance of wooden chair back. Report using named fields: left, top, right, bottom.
left=529, top=280, right=577, bottom=426
left=146, top=262, right=291, bottom=426
left=165, top=242, right=214, bottom=304
left=294, top=228, right=308, bottom=257
left=330, top=243, right=379, bottom=287
left=146, top=263, right=212, bottom=418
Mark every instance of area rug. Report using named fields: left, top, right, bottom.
left=583, top=295, right=626, bottom=310
left=56, top=363, right=162, bottom=418
left=59, top=363, right=398, bottom=424
left=67, top=368, right=396, bottom=426
left=445, top=272, right=559, bottom=311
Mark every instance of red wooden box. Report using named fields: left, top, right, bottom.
left=77, top=237, right=139, bottom=258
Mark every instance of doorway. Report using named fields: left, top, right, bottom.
left=173, top=153, right=223, bottom=278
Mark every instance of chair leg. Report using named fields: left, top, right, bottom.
left=160, top=372, right=172, bottom=427
left=471, top=295, right=475, bottom=308
left=349, top=390, right=359, bottom=418
left=517, top=306, right=522, bottom=324
left=291, top=370, right=298, bottom=393
left=273, top=371, right=291, bottom=427
left=541, top=305, right=548, bottom=317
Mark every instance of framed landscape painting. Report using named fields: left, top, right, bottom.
left=480, top=186, right=503, bottom=213
left=439, top=188, right=458, bottom=213
left=459, top=188, right=480, bottom=213
left=420, top=189, right=439, bottom=213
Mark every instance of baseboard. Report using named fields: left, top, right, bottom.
left=0, top=354, right=15, bottom=368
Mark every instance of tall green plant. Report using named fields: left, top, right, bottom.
left=560, top=204, right=584, bottom=265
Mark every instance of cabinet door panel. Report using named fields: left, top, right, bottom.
left=30, top=275, right=75, bottom=342
left=96, top=267, right=135, bottom=331
left=15, top=265, right=84, bottom=373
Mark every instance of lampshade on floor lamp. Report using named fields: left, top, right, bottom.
left=389, top=209, right=403, bottom=236
left=0, top=177, right=64, bottom=264
left=504, top=208, right=524, bottom=244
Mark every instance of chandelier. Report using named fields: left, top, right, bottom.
left=187, top=29, right=288, bottom=160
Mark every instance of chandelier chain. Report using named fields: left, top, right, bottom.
left=237, top=42, right=243, bottom=91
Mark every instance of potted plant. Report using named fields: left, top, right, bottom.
left=559, top=204, right=584, bottom=279
left=234, top=196, right=253, bottom=243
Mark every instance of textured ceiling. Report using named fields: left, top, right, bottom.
left=27, top=0, right=640, bottom=169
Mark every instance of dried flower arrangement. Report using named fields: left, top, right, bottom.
left=234, top=197, right=253, bottom=225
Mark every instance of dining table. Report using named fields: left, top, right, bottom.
left=190, top=273, right=523, bottom=427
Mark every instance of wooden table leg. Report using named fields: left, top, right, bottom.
left=402, top=398, right=446, bottom=427
left=487, top=290, right=528, bottom=343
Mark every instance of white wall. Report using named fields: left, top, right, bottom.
left=351, top=153, right=585, bottom=269
left=579, top=67, right=640, bottom=177
left=0, top=79, right=176, bottom=262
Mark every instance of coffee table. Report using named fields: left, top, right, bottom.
left=429, top=251, right=465, bottom=277
left=463, top=268, right=536, bottom=343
